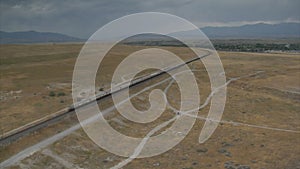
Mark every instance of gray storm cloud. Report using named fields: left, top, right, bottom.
left=0, top=0, right=299, bottom=38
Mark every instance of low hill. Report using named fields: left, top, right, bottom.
left=170, top=23, right=300, bottom=39
left=0, top=31, right=83, bottom=44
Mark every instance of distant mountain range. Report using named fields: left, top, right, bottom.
left=0, top=23, right=299, bottom=44
left=176, top=23, right=300, bottom=39
left=0, top=31, right=83, bottom=44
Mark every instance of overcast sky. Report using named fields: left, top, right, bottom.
left=1, top=0, right=299, bottom=38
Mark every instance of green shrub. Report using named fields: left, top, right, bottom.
left=57, top=92, right=66, bottom=97
left=49, top=91, right=56, bottom=97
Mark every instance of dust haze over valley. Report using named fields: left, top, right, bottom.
left=0, top=1, right=300, bottom=169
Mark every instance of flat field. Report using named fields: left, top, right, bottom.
left=0, top=44, right=299, bottom=169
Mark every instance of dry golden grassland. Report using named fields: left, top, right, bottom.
left=0, top=44, right=299, bottom=169
left=0, top=44, right=200, bottom=133
left=0, top=44, right=81, bottom=133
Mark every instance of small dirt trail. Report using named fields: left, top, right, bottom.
left=111, top=70, right=300, bottom=169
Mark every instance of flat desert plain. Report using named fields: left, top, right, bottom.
left=0, top=44, right=299, bottom=169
